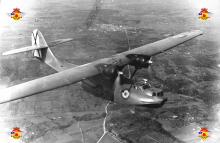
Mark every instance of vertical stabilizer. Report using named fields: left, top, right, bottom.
left=31, top=29, right=65, bottom=71
left=3, top=29, right=77, bottom=72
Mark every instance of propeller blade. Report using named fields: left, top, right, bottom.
left=147, top=62, right=154, bottom=79
left=127, top=65, right=131, bottom=78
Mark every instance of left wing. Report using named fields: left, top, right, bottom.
left=0, top=30, right=203, bottom=104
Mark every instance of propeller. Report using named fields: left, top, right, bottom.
left=146, top=57, right=154, bottom=80
left=124, top=27, right=154, bottom=80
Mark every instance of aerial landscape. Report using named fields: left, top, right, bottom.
left=0, top=0, right=220, bottom=142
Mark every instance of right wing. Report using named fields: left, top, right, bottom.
left=0, top=30, right=203, bottom=104
left=0, top=62, right=99, bottom=104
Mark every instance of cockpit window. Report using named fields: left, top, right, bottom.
left=134, top=80, right=151, bottom=88
left=142, top=84, right=151, bottom=89
left=157, top=92, right=163, bottom=96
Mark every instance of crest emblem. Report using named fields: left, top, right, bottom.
left=198, top=8, right=210, bottom=21
left=198, top=127, right=209, bottom=141
left=11, top=127, right=22, bottom=139
left=10, top=8, right=23, bottom=21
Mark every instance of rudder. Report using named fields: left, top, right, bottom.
left=31, top=29, right=63, bottom=71
left=32, top=29, right=48, bottom=60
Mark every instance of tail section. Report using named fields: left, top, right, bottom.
left=31, top=29, right=48, bottom=60
left=3, top=29, right=77, bottom=72
left=31, top=29, right=62, bottom=71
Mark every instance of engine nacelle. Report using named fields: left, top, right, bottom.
left=103, top=65, right=119, bottom=76
left=126, top=54, right=152, bottom=68
left=95, top=64, right=120, bottom=78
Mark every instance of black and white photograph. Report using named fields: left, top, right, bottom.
left=0, top=0, right=220, bottom=142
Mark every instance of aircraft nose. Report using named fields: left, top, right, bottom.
left=155, top=97, right=164, bottom=103
left=161, top=97, right=167, bottom=102
left=140, top=96, right=165, bottom=104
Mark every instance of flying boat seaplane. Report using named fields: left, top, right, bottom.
left=0, top=29, right=203, bottom=105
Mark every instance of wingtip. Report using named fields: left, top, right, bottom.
left=193, top=30, right=203, bottom=35
left=2, top=52, right=8, bottom=56
left=2, top=51, right=14, bottom=56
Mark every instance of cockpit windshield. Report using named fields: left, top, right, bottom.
left=134, top=78, right=151, bottom=89
left=142, top=84, right=151, bottom=89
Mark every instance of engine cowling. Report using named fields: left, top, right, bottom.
left=103, top=65, right=119, bottom=76
left=126, top=54, right=152, bottom=68
left=95, top=64, right=120, bottom=78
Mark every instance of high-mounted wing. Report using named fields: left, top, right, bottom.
left=0, top=30, right=203, bottom=104
left=124, top=30, right=202, bottom=56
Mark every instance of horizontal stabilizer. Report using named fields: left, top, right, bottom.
left=2, top=38, right=73, bottom=56
left=48, top=38, right=74, bottom=47
left=2, top=29, right=77, bottom=72
left=2, top=45, right=47, bottom=55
